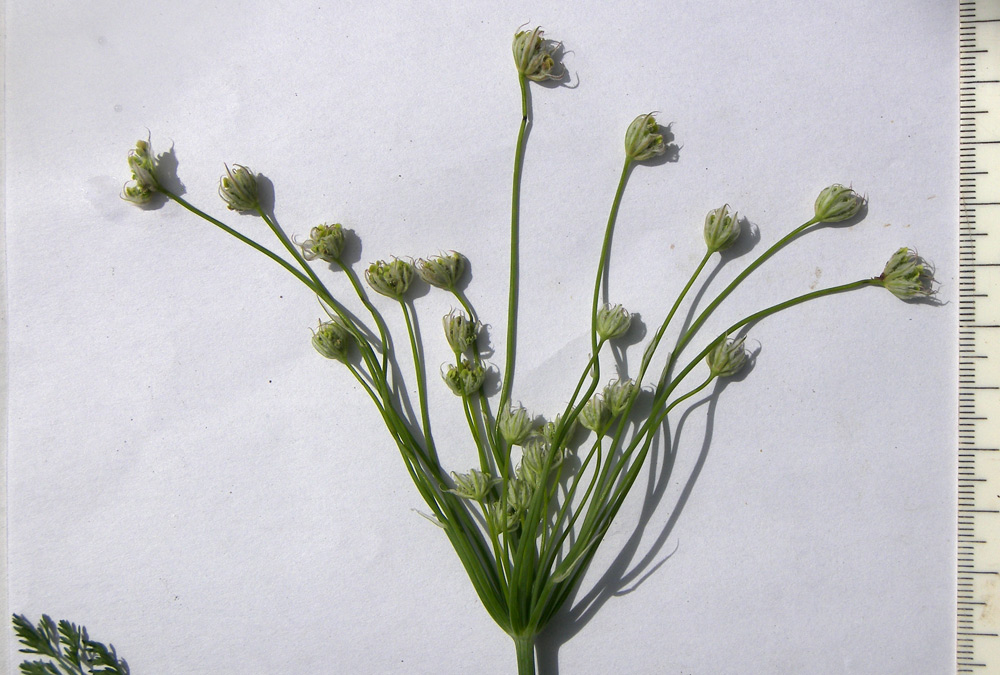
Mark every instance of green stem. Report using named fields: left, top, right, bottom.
left=637, top=249, right=713, bottom=386
left=401, top=300, right=437, bottom=461
left=163, top=190, right=318, bottom=292
left=453, top=289, right=501, bottom=465
left=590, top=159, right=633, bottom=365
left=254, top=206, right=390, bottom=393
left=499, top=74, right=530, bottom=417
left=658, top=277, right=881, bottom=426
left=671, top=217, right=818, bottom=362
left=256, top=207, right=327, bottom=291
left=541, top=277, right=882, bottom=628
left=463, top=395, right=492, bottom=474
left=338, top=259, right=391, bottom=376
left=514, top=633, right=537, bottom=675
left=583, top=249, right=713, bottom=529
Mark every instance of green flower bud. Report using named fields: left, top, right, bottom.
left=603, top=378, right=636, bottom=416
left=218, top=164, right=260, bottom=212
left=506, top=477, right=534, bottom=513
left=365, top=258, right=414, bottom=299
left=121, top=138, right=160, bottom=204
left=579, top=394, right=612, bottom=434
left=706, top=335, right=748, bottom=378
left=512, top=27, right=562, bottom=82
left=519, top=437, right=562, bottom=488
left=311, top=318, right=354, bottom=363
left=703, top=204, right=741, bottom=253
left=448, top=469, right=498, bottom=501
left=499, top=404, right=535, bottom=446
left=442, top=359, right=486, bottom=396
left=121, top=183, right=153, bottom=205
left=596, top=303, right=631, bottom=341
left=624, top=113, right=666, bottom=162
left=813, top=184, right=864, bottom=223
left=539, top=413, right=576, bottom=445
left=485, top=501, right=518, bottom=534
left=300, top=223, right=345, bottom=263
left=880, top=247, right=935, bottom=300
left=442, top=309, right=479, bottom=355
left=416, top=251, right=467, bottom=290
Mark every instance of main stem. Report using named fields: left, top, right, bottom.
left=514, top=633, right=537, bottom=675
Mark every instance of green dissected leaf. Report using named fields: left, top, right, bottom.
left=11, top=615, right=130, bottom=675
left=20, top=662, right=61, bottom=675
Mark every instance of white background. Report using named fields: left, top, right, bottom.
left=5, top=1, right=956, bottom=673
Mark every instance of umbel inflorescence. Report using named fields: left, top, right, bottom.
left=119, top=25, right=934, bottom=675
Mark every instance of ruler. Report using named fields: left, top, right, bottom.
left=959, top=0, right=1000, bottom=672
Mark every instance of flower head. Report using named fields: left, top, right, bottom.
left=365, top=259, right=414, bottom=299
left=485, top=502, right=518, bottom=533
left=506, top=477, right=534, bottom=513
left=499, top=404, right=535, bottom=446
left=442, top=359, right=486, bottom=396
left=596, top=303, right=631, bottom=341
left=519, top=437, right=561, bottom=488
left=300, top=223, right=345, bottom=263
left=706, top=335, right=748, bottom=378
left=512, top=27, right=562, bottom=82
left=603, top=378, right=636, bottom=416
left=219, top=164, right=260, bottom=212
left=416, top=251, right=467, bottom=290
left=443, top=309, right=479, bottom=355
left=879, top=247, right=935, bottom=300
left=813, top=184, right=864, bottom=223
left=122, top=138, right=160, bottom=204
left=579, top=394, right=612, bottom=434
left=448, top=469, right=498, bottom=501
left=539, top=413, right=576, bottom=445
left=624, top=113, right=667, bottom=162
left=703, top=204, right=741, bottom=253
left=311, top=318, right=354, bottom=363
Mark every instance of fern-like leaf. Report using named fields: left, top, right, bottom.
left=12, top=615, right=130, bottom=675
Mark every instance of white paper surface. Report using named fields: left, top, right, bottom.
left=5, top=1, right=956, bottom=673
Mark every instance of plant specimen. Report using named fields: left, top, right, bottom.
left=116, top=25, right=933, bottom=674
left=12, top=614, right=130, bottom=675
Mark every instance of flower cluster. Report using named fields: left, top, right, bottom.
left=365, top=259, right=414, bottom=299
left=624, top=113, right=667, bottom=162
left=299, top=223, right=346, bottom=263
left=121, top=139, right=159, bottom=204
left=512, top=27, right=562, bottom=82
left=121, top=24, right=936, bottom=675
left=218, top=164, right=259, bottom=212
left=418, top=252, right=467, bottom=290
left=880, top=247, right=935, bottom=300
